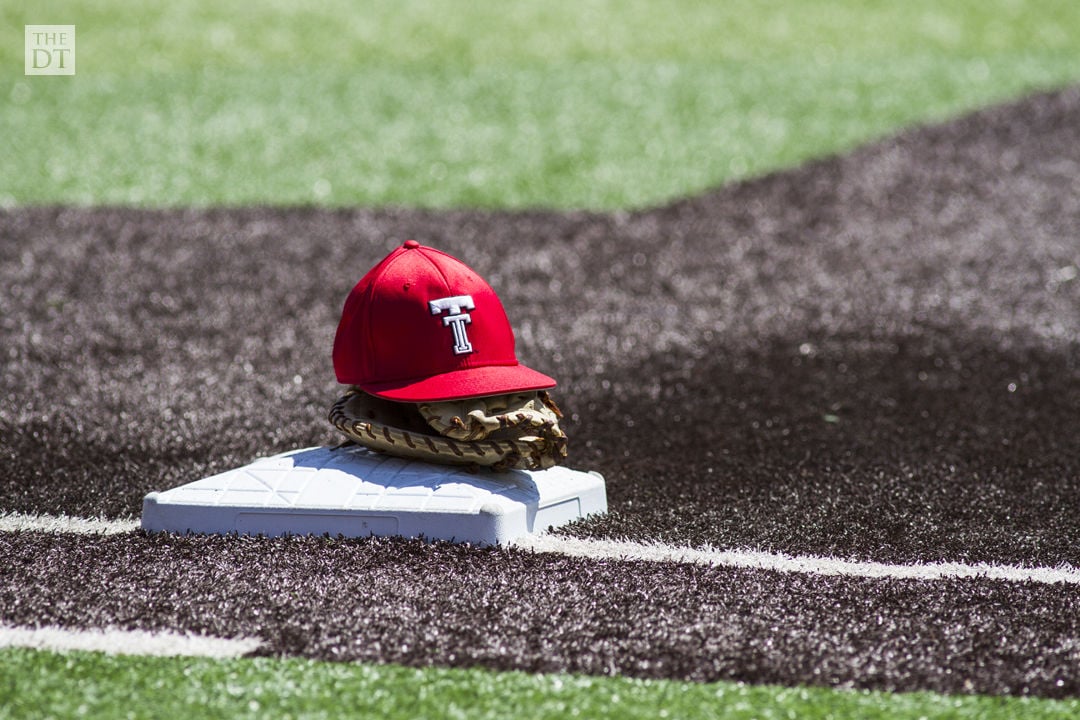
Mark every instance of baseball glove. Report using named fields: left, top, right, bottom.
left=328, top=389, right=568, bottom=471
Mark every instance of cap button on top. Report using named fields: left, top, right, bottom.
left=403, top=240, right=420, bottom=249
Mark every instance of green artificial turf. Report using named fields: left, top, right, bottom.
left=4, top=0, right=1080, bottom=209
left=1, top=648, right=1077, bottom=720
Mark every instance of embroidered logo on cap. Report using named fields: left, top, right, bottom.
left=429, top=295, right=476, bottom=355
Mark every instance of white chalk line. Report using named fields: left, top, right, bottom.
left=0, top=624, right=261, bottom=658
left=0, top=512, right=139, bottom=535
left=512, top=535, right=1080, bottom=585
left=4, top=511, right=1079, bottom=586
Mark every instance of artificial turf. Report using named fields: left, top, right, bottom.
left=3, top=87, right=1080, bottom=700
left=4, top=2, right=1080, bottom=717
left=3, top=0, right=1080, bottom=208
left=2, top=648, right=1077, bottom=720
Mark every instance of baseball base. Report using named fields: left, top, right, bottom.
left=141, top=445, right=607, bottom=545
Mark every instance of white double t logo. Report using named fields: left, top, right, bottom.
left=429, top=295, right=476, bottom=355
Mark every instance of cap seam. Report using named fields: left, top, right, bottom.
left=363, top=249, right=408, bottom=381
left=415, top=248, right=454, bottom=295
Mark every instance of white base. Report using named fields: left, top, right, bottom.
left=141, top=446, right=607, bottom=545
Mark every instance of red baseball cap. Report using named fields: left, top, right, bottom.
left=333, top=240, right=556, bottom=402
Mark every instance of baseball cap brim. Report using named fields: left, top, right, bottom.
left=359, top=363, right=556, bottom=403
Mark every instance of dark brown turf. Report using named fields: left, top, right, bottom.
left=2, top=86, right=1080, bottom=695
left=1, top=531, right=1077, bottom=698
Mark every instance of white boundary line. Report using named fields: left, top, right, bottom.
left=0, top=512, right=139, bottom=535
left=513, top=535, right=1080, bottom=585
left=0, top=624, right=261, bottom=658
left=4, top=511, right=1079, bottom=586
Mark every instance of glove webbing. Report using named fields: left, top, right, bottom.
left=328, top=390, right=565, bottom=471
